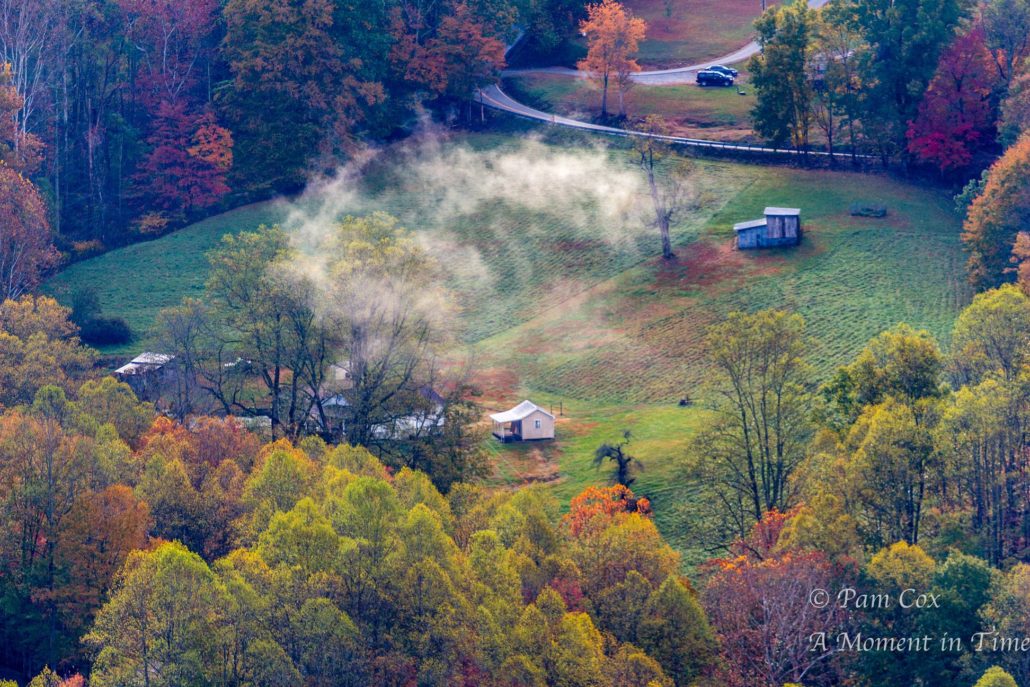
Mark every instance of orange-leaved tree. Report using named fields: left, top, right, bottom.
left=577, top=0, right=646, bottom=118
left=963, top=134, right=1030, bottom=289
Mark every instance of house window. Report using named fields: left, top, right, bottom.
left=534, top=419, right=541, bottom=429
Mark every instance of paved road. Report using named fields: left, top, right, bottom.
left=479, top=84, right=832, bottom=157
left=480, top=0, right=862, bottom=159
left=503, top=0, right=831, bottom=85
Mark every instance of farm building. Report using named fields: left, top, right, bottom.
left=113, top=352, right=176, bottom=401
left=490, top=400, right=555, bottom=442
left=734, top=207, right=802, bottom=249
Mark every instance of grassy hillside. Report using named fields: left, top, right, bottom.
left=43, top=131, right=969, bottom=566
left=45, top=201, right=289, bottom=354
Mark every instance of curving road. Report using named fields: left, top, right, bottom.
left=480, top=0, right=851, bottom=157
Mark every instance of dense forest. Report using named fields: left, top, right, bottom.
left=0, top=0, right=576, bottom=248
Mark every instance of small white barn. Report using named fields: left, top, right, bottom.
left=490, top=400, right=555, bottom=442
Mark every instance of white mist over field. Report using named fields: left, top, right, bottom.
left=282, top=133, right=646, bottom=278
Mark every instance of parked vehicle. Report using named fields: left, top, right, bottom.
left=707, top=64, right=739, bottom=78
left=696, top=69, right=734, bottom=87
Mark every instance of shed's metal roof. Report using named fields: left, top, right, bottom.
left=764, top=207, right=801, bottom=216
left=733, top=218, right=767, bottom=232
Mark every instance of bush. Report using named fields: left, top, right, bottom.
left=850, top=202, right=888, bottom=218
left=79, top=317, right=133, bottom=346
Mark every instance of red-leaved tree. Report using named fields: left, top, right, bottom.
left=907, top=27, right=999, bottom=173
left=0, top=165, right=57, bottom=299
left=134, top=101, right=232, bottom=220
left=118, top=0, right=218, bottom=105
left=702, top=508, right=851, bottom=687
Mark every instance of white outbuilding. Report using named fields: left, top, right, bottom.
left=490, top=400, right=555, bottom=442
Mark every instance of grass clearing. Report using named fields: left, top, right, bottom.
left=45, top=201, right=290, bottom=355
left=504, top=71, right=757, bottom=140
left=44, top=129, right=969, bottom=565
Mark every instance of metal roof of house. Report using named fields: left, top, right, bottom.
left=114, top=352, right=174, bottom=375
left=489, top=400, right=554, bottom=423
left=764, top=207, right=801, bottom=216
left=733, top=218, right=768, bottom=232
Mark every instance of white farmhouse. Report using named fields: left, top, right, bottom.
left=490, top=400, right=555, bottom=443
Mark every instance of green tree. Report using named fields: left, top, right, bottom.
left=76, top=377, right=155, bottom=448
left=950, top=285, right=1030, bottom=383
left=545, top=612, right=607, bottom=687
left=845, top=398, right=937, bottom=546
left=975, top=666, right=1019, bottom=687
left=689, top=310, right=813, bottom=539
left=593, top=430, right=642, bottom=487
left=822, top=323, right=945, bottom=429
left=857, top=542, right=937, bottom=687
left=84, top=542, right=224, bottom=687
left=848, top=0, right=972, bottom=163
left=638, top=577, right=716, bottom=686
left=749, top=0, right=815, bottom=152
left=982, top=566, right=1030, bottom=686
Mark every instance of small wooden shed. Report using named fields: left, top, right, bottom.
left=735, top=207, right=802, bottom=249
left=490, top=400, right=555, bottom=442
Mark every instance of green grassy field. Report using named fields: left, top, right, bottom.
left=43, top=129, right=969, bottom=566
left=504, top=71, right=757, bottom=140
left=45, top=201, right=290, bottom=354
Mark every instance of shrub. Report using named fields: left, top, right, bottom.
left=79, top=317, right=133, bottom=346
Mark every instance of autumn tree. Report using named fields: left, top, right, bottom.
left=999, top=64, right=1030, bottom=144
left=689, top=310, right=814, bottom=540
left=0, top=296, right=95, bottom=406
left=963, top=135, right=1030, bottom=289
left=907, top=27, right=999, bottom=174
left=221, top=0, right=387, bottom=191
left=577, top=0, right=646, bottom=118
left=1009, top=231, right=1030, bottom=293
left=0, top=166, right=58, bottom=300
left=134, top=102, right=233, bottom=222
left=51, top=486, right=150, bottom=652
left=0, top=63, right=43, bottom=174
left=394, top=2, right=506, bottom=120
left=981, top=0, right=1030, bottom=83
left=847, top=0, right=971, bottom=163
left=703, top=508, right=849, bottom=687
